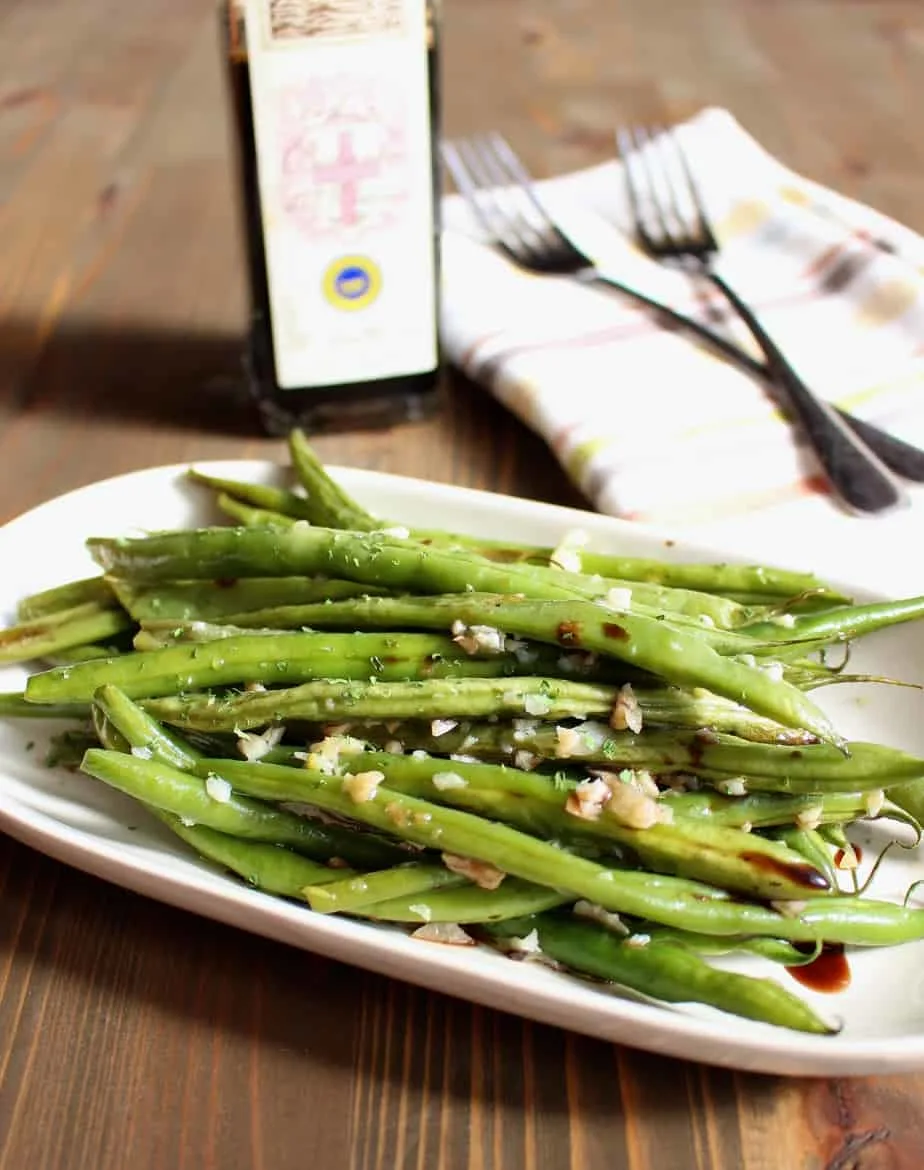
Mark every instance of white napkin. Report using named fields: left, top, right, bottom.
left=440, top=109, right=924, bottom=594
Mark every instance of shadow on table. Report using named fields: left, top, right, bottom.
left=1, top=837, right=782, bottom=1157
left=0, top=319, right=259, bottom=435
left=0, top=316, right=589, bottom=509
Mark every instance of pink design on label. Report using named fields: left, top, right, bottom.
left=277, top=75, right=410, bottom=237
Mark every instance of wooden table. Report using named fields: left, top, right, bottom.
left=3, top=2, right=924, bottom=1166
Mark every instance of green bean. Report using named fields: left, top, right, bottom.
left=305, top=862, right=467, bottom=914
left=886, top=778, right=924, bottom=829
left=483, top=914, right=835, bottom=1034
left=739, top=595, right=924, bottom=645
left=154, top=812, right=355, bottom=896
left=215, top=493, right=297, bottom=529
left=186, top=467, right=316, bottom=520
left=767, top=827, right=839, bottom=890
left=662, top=788, right=915, bottom=830
left=80, top=749, right=407, bottom=869
left=92, top=683, right=202, bottom=771
left=303, top=678, right=815, bottom=745
left=210, top=592, right=753, bottom=647
left=184, top=756, right=924, bottom=942
left=25, top=632, right=547, bottom=703
left=141, top=676, right=627, bottom=732
left=306, top=719, right=921, bottom=792
left=639, top=926, right=822, bottom=966
left=106, top=575, right=388, bottom=622
left=85, top=535, right=840, bottom=741
left=87, top=689, right=361, bottom=891
left=44, top=640, right=132, bottom=665
left=133, top=621, right=639, bottom=685
left=288, top=429, right=380, bottom=530
left=0, top=603, right=133, bottom=665
left=367, top=881, right=568, bottom=923
left=16, top=576, right=116, bottom=620
left=545, top=553, right=848, bottom=603
left=315, top=748, right=832, bottom=901
left=284, top=430, right=841, bottom=605
left=0, top=691, right=89, bottom=719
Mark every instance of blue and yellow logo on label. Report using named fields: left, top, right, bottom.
left=322, top=255, right=382, bottom=311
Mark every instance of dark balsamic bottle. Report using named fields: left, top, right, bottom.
left=222, top=1, right=442, bottom=434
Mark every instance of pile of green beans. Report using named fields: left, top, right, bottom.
left=5, top=427, right=924, bottom=1038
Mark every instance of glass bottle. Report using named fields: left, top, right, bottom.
left=222, top=0, right=442, bottom=433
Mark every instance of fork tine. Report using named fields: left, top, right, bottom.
left=484, top=134, right=550, bottom=227
left=667, top=128, right=719, bottom=250
left=485, top=132, right=589, bottom=263
left=441, top=138, right=531, bottom=260
left=617, top=126, right=659, bottom=251
left=632, top=125, right=682, bottom=249
left=467, top=134, right=552, bottom=253
left=648, top=124, right=699, bottom=247
left=440, top=140, right=497, bottom=237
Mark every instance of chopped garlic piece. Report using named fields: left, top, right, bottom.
left=512, top=718, right=539, bottom=742
left=451, top=623, right=506, bottom=655
left=304, top=733, right=366, bottom=775
left=432, top=771, right=468, bottom=791
left=523, top=693, right=553, bottom=716
left=502, top=929, right=541, bottom=955
left=609, top=683, right=643, bottom=734
left=770, top=900, right=808, bottom=918
left=603, top=586, right=633, bottom=612
left=442, top=853, right=505, bottom=890
left=431, top=719, right=458, bottom=737
left=602, top=776, right=669, bottom=829
left=205, top=775, right=232, bottom=804
left=573, top=900, right=629, bottom=935
left=794, top=805, right=823, bottom=831
left=565, top=777, right=611, bottom=821
left=236, top=724, right=286, bottom=762
left=549, top=529, right=588, bottom=573
left=342, top=770, right=385, bottom=803
left=555, top=726, right=582, bottom=758
left=411, top=922, right=475, bottom=945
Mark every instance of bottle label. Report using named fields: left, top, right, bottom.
left=242, top=0, right=437, bottom=389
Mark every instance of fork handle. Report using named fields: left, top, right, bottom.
left=703, top=271, right=906, bottom=515
left=583, top=270, right=924, bottom=484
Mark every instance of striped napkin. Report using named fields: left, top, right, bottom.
left=440, top=109, right=924, bottom=591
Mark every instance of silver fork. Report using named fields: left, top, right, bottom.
left=442, top=132, right=924, bottom=494
left=617, top=124, right=907, bottom=515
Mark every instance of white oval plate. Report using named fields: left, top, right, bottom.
left=2, top=461, right=924, bottom=1077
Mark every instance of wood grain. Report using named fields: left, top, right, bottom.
left=3, top=1, right=924, bottom=1167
